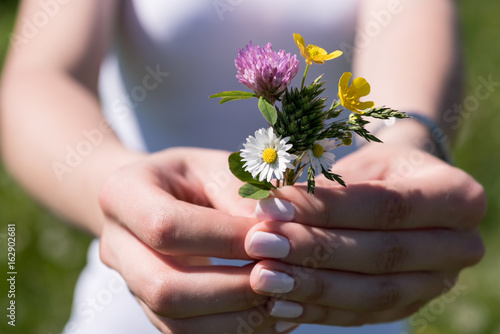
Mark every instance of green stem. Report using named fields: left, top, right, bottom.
left=283, top=159, right=307, bottom=187
left=301, top=64, right=310, bottom=90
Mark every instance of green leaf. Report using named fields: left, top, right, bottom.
left=217, top=97, right=246, bottom=104
left=353, top=128, right=383, bottom=143
left=209, top=91, right=257, bottom=104
left=327, top=99, right=343, bottom=119
left=238, top=183, right=272, bottom=199
left=322, top=169, right=347, bottom=187
left=362, top=106, right=410, bottom=119
left=258, top=97, right=277, bottom=125
left=228, top=152, right=276, bottom=189
left=228, top=152, right=254, bottom=183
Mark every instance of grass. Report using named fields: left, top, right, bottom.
left=420, top=1, right=500, bottom=333
left=0, top=1, right=500, bottom=333
left=0, top=4, right=92, bottom=334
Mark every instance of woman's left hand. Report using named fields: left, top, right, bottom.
left=243, top=143, right=486, bottom=326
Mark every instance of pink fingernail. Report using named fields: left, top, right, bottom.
left=256, top=269, right=295, bottom=294
left=248, top=231, right=290, bottom=259
left=275, top=321, right=298, bottom=333
left=255, top=198, right=295, bottom=221
left=269, top=300, right=303, bottom=318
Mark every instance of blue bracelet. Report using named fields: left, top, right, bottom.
left=405, top=113, right=454, bottom=165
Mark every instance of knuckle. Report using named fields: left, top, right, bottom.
left=97, top=170, right=123, bottom=215
left=302, top=276, right=326, bottom=303
left=463, top=179, right=488, bottom=227
left=311, top=230, right=340, bottom=265
left=472, top=184, right=488, bottom=220
left=374, top=189, right=411, bottom=229
left=143, top=209, right=178, bottom=252
left=142, top=274, right=183, bottom=318
left=445, top=171, right=487, bottom=228
left=314, top=241, right=330, bottom=266
left=366, top=278, right=401, bottom=311
left=318, top=201, right=333, bottom=228
left=308, top=306, right=330, bottom=324
left=460, top=231, right=486, bottom=268
left=374, top=234, right=408, bottom=273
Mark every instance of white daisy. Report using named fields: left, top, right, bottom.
left=304, top=138, right=336, bottom=174
left=241, top=127, right=297, bottom=182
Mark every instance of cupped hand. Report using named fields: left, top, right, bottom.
left=243, top=143, right=486, bottom=326
left=98, top=148, right=299, bottom=334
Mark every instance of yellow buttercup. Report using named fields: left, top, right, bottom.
left=293, top=33, right=343, bottom=65
left=338, top=72, right=375, bottom=114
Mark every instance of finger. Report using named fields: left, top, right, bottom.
left=265, top=298, right=422, bottom=327
left=100, top=220, right=268, bottom=319
left=245, top=222, right=485, bottom=273
left=140, top=300, right=280, bottom=334
left=264, top=322, right=300, bottom=334
left=270, top=165, right=486, bottom=230
left=249, top=260, right=457, bottom=313
left=172, top=148, right=258, bottom=217
left=99, top=161, right=256, bottom=259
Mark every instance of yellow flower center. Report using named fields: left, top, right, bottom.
left=262, top=148, right=278, bottom=164
left=309, top=47, right=320, bottom=57
left=312, top=144, right=324, bottom=158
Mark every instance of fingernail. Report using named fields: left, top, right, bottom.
left=269, top=300, right=303, bottom=318
left=248, top=231, right=290, bottom=258
left=256, top=269, right=295, bottom=294
left=275, top=321, right=298, bottom=333
left=255, top=198, right=295, bottom=221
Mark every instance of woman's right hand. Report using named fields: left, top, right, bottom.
left=98, top=148, right=298, bottom=334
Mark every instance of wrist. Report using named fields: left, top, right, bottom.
left=362, top=114, right=453, bottom=164
left=76, top=143, right=147, bottom=235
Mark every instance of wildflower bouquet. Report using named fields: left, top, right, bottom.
left=210, top=34, right=408, bottom=199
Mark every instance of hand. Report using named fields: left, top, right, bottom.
left=243, top=143, right=486, bottom=326
left=98, top=148, right=299, bottom=334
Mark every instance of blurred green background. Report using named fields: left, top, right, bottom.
left=0, top=1, right=499, bottom=333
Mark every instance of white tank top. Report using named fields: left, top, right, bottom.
left=65, top=1, right=408, bottom=333
left=99, top=0, right=360, bottom=155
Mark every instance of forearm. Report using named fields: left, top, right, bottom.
left=0, top=0, right=140, bottom=235
left=0, top=68, right=144, bottom=235
left=354, top=0, right=463, bottom=149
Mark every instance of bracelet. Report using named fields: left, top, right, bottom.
left=362, top=112, right=454, bottom=165
left=404, top=113, right=454, bottom=165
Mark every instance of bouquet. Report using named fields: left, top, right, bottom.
left=210, top=33, right=408, bottom=199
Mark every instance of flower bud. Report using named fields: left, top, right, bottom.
left=342, top=132, right=353, bottom=146
left=349, top=113, right=361, bottom=122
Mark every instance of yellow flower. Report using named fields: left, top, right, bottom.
left=293, top=33, right=342, bottom=65
left=338, top=72, right=375, bottom=114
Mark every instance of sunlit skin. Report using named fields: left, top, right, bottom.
left=0, top=1, right=485, bottom=332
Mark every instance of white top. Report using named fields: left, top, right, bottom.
left=65, top=1, right=408, bottom=333
left=99, top=0, right=359, bottom=154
